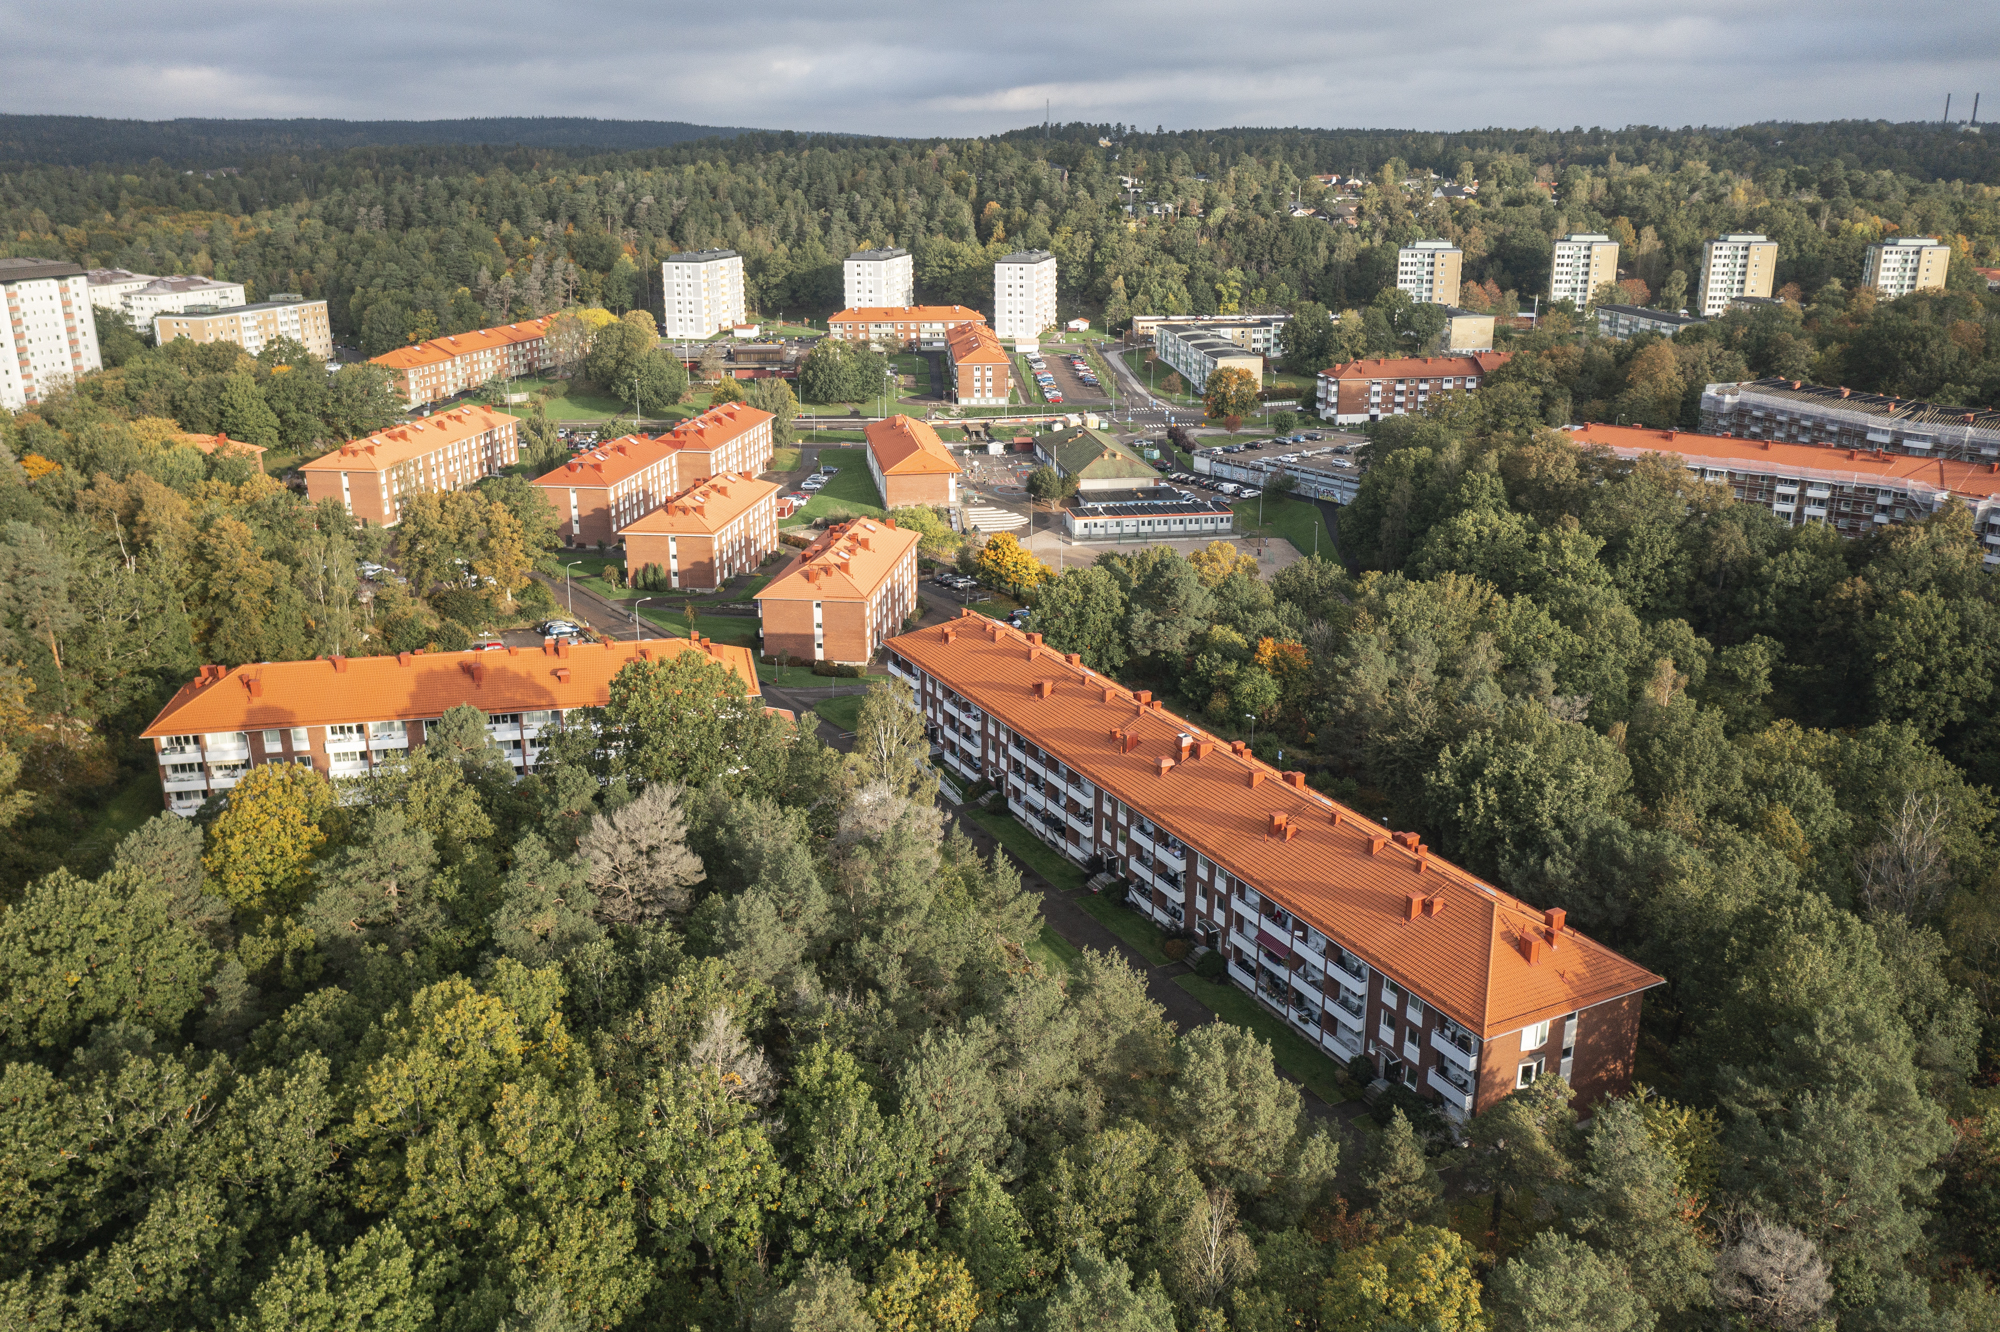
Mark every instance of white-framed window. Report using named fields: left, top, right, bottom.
left=328, top=723, right=364, bottom=741
left=1523, top=1020, right=1551, bottom=1050
left=1518, top=1058, right=1546, bottom=1089
left=262, top=729, right=288, bottom=750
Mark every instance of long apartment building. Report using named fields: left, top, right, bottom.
left=531, top=402, right=775, bottom=548
left=1700, top=378, right=2000, bottom=461
left=1316, top=352, right=1509, bottom=424
left=826, top=305, right=986, bottom=350
left=369, top=317, right=556, bottom=407
left=887, top=613, right=1662, bottom=1120
left=139, top=636, right=760, bottom=816
left=1549, top=233, right=1619, bottom=307
left=844, top=248, right=914, bottom=309
left=1695, top=234, right=1778, bottom=317
left=663, top=249, right=745, bottom=339
left=755, top=517, right=920, bottom=664
left=1572, top=422, right=2000, bottom=560
left=87, top=270, right=249, bottom=327
left=866, top=414, right=962, bottom=507
left=619, top=472, right=781, bottom=590
left=1157, top=323, right=1263, bottom=393
left=155, top=295, right=333, bottom=359
left=300, top=405, right=520, bottom=524
left=1130, top=314, right=1291, bottom=354
left=1396, top=240, right=1463, bottom=305
left=994, top=250, right=1058, bottom=341
left=945, top=320, right=1014, bottom=405
left=0, top=258, right=102, bottom=412
left=1862, top=237, right=1951, bottom=298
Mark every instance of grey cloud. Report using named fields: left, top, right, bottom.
left=2, top=0, right=1996, bottom=137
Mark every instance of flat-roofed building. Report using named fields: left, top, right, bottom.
left=1316, top=353, right=1509, bottom=424
left=1035, top=425, right=1160, bottom=492
left=886, top=613, right=1663, bottom=1119
left=1863, top=237, right=1951, bottom=298
left=945, top=320, right=1013, bottom=405
left=1063, top=487, right=1236, bottom=541
left=139, top=637, right=761, bottom=815
left=826, top=305, right=986, bottom=350
left=1156, top=324, right=1262, bottom=393
left=866, top=414, right=962, bottom=507
left=300, top=405, right=520, bottom=525
left=1549, top=233, right=1619, bottom=307
left=85, top=268, right=162, bottom=312
left=0, top=257, right=102, bottom=411
left=756, top=517, right=921, bottom=664
left=1194, top=434, right=1369, bottom=503
left=619, top=472, right=780, bottom=590
left=1396, top=240, right=1462, bottom=305
left=532, top=434, right=687, bottom=549
left=1571, top=421, right=2000, bottom=561
left=370, top=317, right=556, bottom=407
left=663, top=249, right=745, bottom=339
left=1439, top=306, right=1496, bottom=352
left=1129, top=314, right=1291, bottom=353
left=1597, top=305, right=1705, bottom=340
left=1695, top=234, right=1778, bottom=317
left=1700, top=378, right=2000, bottom=462
left=154, top=295, right=333, bottom=359
left=844, top=248, right=914, bottom=310
left=125, top=275, right=250, bottom=327
left=994, top=250, right=1058, bottom=341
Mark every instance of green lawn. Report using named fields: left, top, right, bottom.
left=809, top=692, right=868, bottom=733
left=1120, top=349, right=1202, bottom=408
left=1027, top=922, right=1083, bottom=975
left=891, top=352, right=931, bottom=401
left=89, top=771, right=164, bottom=846
left=1233, top=493, right=1331, bottom=557
left=1176, top=974, right=1352, bottom=1106
left=637, top=605, right=761, bottom=646
left=780, top=448, right=885, bottom=526
left=510, top=378, right=697, bottom=427
left=1073, top=891, right=1173, bottom=966
left=769, top=447, right=803, bottom=473
left=757, top=660, right=841, bottom=687
left=965, top=808, right=1088, bottom=892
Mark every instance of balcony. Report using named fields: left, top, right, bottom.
left=1431, top=1026, right=1479, bottom=1072
left=157, top=742, right=200, bottom=760
left=1428, top=1066, right=1474, bottom=1118
left=203, top=737, right=251, bottom=762
left=162, top=775, right=208, bottom=794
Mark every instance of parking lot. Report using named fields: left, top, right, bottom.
left=1023, top=346, right=1110, bottom=408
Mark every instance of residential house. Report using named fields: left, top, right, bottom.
left=755, top=517, right=921, bottom=664
left=866, top=415, right=962, bottom=507
left=300, top=405, right=519, bottom=525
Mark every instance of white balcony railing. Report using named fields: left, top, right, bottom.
left=1431, top=1026, right=1479, bottom=1072
left=1428, top=1066, right=1474, bottom=1117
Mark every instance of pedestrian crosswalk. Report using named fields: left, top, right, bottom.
left=964, top=505, right=1028, bottom=532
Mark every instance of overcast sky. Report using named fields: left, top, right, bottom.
left=5, top=0, right=1997, bottom=137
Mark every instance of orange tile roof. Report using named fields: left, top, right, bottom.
left=1570, top=423, right=2000, bottom=500
left=657, top=401, right=774, bottom=453
left=369, top=318, right=554, bottom=371
left=757, top=517, right=921, bottom=603
left=182, top=431, right=267, bottom=459
left=533, top=433, right=680, bottom=489
left=945, top=320, right=1011, bottom=364
left=618, top=472, right=780, bottom=537
left=298, top=406, right=519, bottom=475
left=1320, top=352, right=1510, bottom=379
left=866, top=415, right=962, bottom=477
left=828, top=305, right=989, bottom=325
left=889, top=613, right=1662, bottom=1037
left=141, top=636, right=759, bottom=738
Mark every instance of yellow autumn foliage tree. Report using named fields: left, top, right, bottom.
left=202, top=762, right=337, bottom=913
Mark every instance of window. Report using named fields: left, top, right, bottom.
left=262, top=729, right=288, bottom=750
left=1523, top=1020, right=1551, bottom=1050
left=1518, top=1058, right=1546, bottom=1089
left=329, top=723, right=364, bottom=741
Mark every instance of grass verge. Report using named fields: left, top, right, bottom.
left=781, top=448, right=885, bottom=526
left=964, top=807, right=1088, bottom=892
left=809, top=693, right=867, bottom=733
left=1175, top=973, right=1351, bottom=1106
left=769, top=447, right=803, bottom=473
left=1027, top=922, right=1083, bottom=974
left=1232, top=493, right=1331, bottom=558
left=90, top=771, right=163, bottom=846
left=638, top=606, right=760, bottom=646
left=1073, top=892, right=1173, bottom=966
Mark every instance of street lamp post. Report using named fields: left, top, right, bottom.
left=564, top=560, right=584, bottom=615
left=631, top=596, right=652, bottom=640
left=1245, top=713, right=1257, bottom=750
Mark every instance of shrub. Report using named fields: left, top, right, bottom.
left=432, top=588, right=488, bottom=629
left=1162, top=938, right=1192, bottom=962
left=1193, top=949, right=1228, bottom=980
left=430, top=620, right=472, bottom=652
left=1371, top=1082, right=1449, bottom=1139
left=811, top=661, right=865, bottom=678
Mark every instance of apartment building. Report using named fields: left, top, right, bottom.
left=1695, top=234, right=1778, bottom=317
left=1571, top=422, right=2000, bottom=562
left=886, top=613, right=1662, bottom=1120
left=1549, top=233, right=1620, bottom=307
left=945, top=320, right=1014, bottom=404
left=866, top=415, right=962, bottom=507
left=662, top=249, right=745, bottom=339
left=1156, top=323, right=1262, bottom=393
left=369, top=317, right=556, bottom=407
left=654, top=400, right=776, bottom=480
left=1597, top=305, right=1705, bottom=340
left=1862, top=237, right=1951, bottom=298
left=1700, top=378, right=2000, bottom=461
left=1316, top=353, right=1510, bottom=424
left=844, top=248, right=915, bottom=309
left=532, top=434, right=687, bottom=549
left=154, top=295, right=333, bottom=359
left=994, top=250, right=1059, bottom=341
left=826, top=305, right=986, bottom=350
left=1396, top=240, right=1463, bottom=305
left=300, top=405, right=520, bottom=525
left=1129, top=314, right=1291, bottom=354
left=87, top=270, right=249, bottom=327
left=619, top=472, right=780, bottom=590
left=0, top=258, right=102, bottom=412
left=1440, top=307, right=1497, bottom=353
left=139, top=636, right=761, bottom=816
left=85, top=268, right=161, bottom=312
left=756, top=517, right=921, bottom=664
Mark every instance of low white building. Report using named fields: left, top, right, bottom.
left=662, top=249, right=745, bottom=339
left=844, top=248, right=913, bottom=310
left=994, top=250, right=1058, bottom=341
left=1, top=258, right=103, bottom=411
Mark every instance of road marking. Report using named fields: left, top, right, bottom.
left=964, top=505, right=1028, bottom=531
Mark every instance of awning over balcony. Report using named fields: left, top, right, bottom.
left=1256, top=928, right=1291, bottom=959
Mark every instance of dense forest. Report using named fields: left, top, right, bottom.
left=4, top=118, right=2000, bottom=1330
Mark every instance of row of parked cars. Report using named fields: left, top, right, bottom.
left=781, top=464, right=839, bottom=509
left=1066, top=354, right=1102, bottom=391
left=1022, top=350, right=1063, bottom=405
left=1157, top=469, right=1261, bottom=501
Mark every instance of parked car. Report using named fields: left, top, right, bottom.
left=358, top=561, right=388, bottom=580
left=818, top=465, right=840, bottom=475
left=475, top=639, right=505, bottom=652
left=541, top=620, right=582, bottom=638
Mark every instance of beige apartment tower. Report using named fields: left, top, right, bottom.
left=662, top=249, right=745, bottom=339
left=1550, top=233, right=1620, bottom=307
left=1862, top=238, right=1950, bottom=298
left=1696, top=234, right=1779, bottom=317
left=1396, top=240, right=1463, bottom=305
